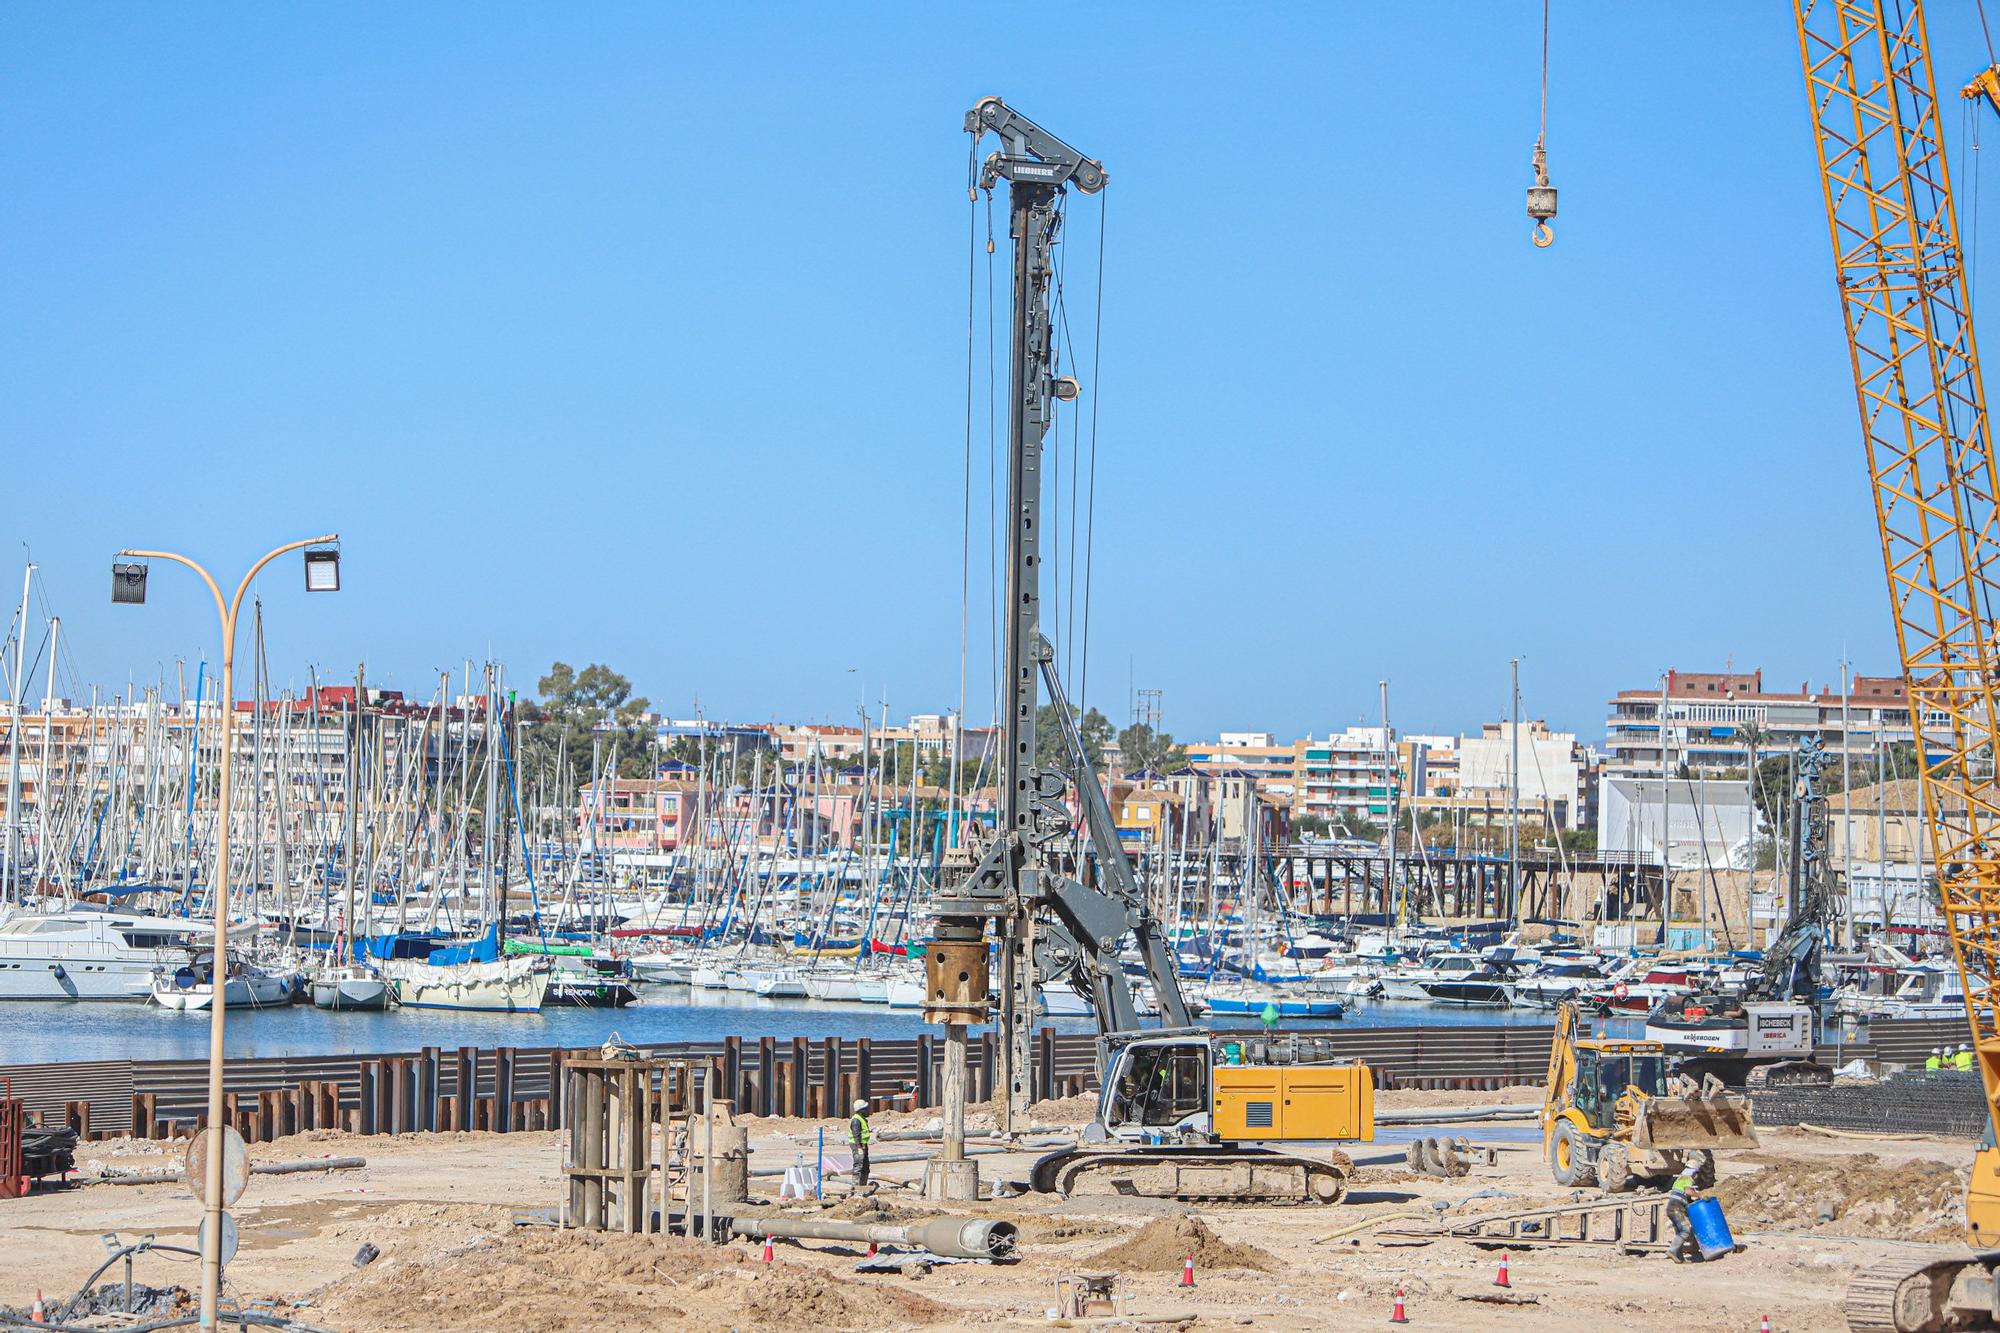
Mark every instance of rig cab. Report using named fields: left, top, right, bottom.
left=1097, top=1032, right=1374, bottom=1146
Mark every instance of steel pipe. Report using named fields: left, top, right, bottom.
left=724, top=1211, right=1018, bottom=1261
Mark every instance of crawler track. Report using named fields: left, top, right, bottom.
left=1843, top=1254, right=2000, bottom=1333
left=1029, top=1144, right=1354, bottom=1204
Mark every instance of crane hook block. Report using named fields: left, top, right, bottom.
left=1527, top=139, right=1556, bottom=246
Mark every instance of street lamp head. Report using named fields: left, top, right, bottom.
left=111, top=562, right=148, bottom=605
left=304, top=546, right=341, bottom=593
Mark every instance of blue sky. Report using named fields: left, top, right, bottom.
left=3, top=3, right=1991, bottom=743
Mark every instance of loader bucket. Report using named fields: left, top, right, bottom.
left=1630, top=1092, right=1760, bottom=1152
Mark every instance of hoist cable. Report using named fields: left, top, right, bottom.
left=986, top=189, right=1001, bottom=731
left=1981, top=0, right=1998, bottom=67
left=1078, top=190, right=1107, bottom=719
left=1537, top=0, right=1550, bottom=150
left=960, top=140, right=979, bottom=795
left=1047, top=193, right=1077, bottom=696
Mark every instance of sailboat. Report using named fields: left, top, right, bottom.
left=150, top=946, right=292, bottom=1010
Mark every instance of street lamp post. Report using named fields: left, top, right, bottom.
left=113, top=535, right=339, bottom=1332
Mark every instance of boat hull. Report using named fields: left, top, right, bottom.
left=310, top=974, right=392, bottom=1011
left=390, top=958, right=548, bottom=1012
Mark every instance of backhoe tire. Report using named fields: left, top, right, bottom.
left=1596, top=1142, right=1633, bottom=1193
left=1550, top=1121, right=1596, bottom=1188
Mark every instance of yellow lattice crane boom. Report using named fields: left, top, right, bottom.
left=1795, top=0, right=2000, bottom=1326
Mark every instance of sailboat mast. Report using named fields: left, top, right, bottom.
left=6, top=563, right=33, bottom=903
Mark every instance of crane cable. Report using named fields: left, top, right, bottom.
left=1528, top=0, right=1556, bottom=247
left=960, top=135, right=979, bottom=840
left=1078, top=191, right=1106, bottom=716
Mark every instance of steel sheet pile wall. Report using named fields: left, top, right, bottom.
left=0, top=1023, right=1578, bottom=1138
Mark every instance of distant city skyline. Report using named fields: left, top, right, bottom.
left=2, top=552, right=1892, bottom=750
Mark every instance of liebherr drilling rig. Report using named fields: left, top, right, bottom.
left=932, top=99, right=1372, bottom=1205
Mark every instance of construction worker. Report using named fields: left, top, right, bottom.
left=1665, top=1154, right=1710, bottom=1263
left=1956, top=1044, right=1977, bottom=1073
left=848, top=1098, right=872, bottom=1189
left=1927, top=1046, right=1945, bottom=1072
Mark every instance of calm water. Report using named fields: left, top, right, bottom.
left=0, top=990, right=1557, bottom=1065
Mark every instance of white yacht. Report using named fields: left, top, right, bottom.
left=1847, top=962, right=1971, bottom=1021
left=1505, top=960, right=1609, bottom=1009
left=1377, top=952, right=1486, bottom=1002
left=0, top=910, right=205, bottom=1001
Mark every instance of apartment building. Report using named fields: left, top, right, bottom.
left=1291, top=727, right=1391, bottom=824
left=1603, top=667, right=1916, bottom=781
left=1432, top=720, right=1596, bottom=832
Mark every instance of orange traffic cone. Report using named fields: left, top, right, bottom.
left=1758, top=1319, right=1771, bottom=1333
left=1389, top=1287, right=1408, bottom=1324
left=29, top=1290, right=44, bottom=1324
left=761, top=1237, right=775, bottom=1263
left=1179, top=1256, right=1196, bottom=1288
left=866, top=1241, right=878, bottom=1257
left=1494, top=1252, right=1511, bottom=1288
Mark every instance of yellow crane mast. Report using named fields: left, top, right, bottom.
left=1794, top=0, right=2000, bottom=1326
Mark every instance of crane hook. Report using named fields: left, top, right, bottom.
left=1526, top=140, right=1557, bottom=249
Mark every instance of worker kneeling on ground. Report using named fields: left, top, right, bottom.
left=850, top=1098, right=872, bottom=1189
left=1666, top=1153, right=1712, bottom=1263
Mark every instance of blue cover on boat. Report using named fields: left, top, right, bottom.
left=426, top=923, right=501, bottom=965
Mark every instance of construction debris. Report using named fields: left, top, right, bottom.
left=1711, top=1152, right=1967, bottom=1242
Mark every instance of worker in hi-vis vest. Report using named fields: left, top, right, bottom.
left=849, top=1098, right=872, bottom=1187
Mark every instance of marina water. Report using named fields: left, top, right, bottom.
left=7, top=990, right=1559, bottom=1065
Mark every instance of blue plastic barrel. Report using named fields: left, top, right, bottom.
left=1687, top=1196, right=1736, bottom=1260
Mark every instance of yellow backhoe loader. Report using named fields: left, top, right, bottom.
left=1541, top=1000, right=1758, bottom=1193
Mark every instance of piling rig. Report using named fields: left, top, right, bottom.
left=928, top=100, right=1187, bottom=1182
left=933, top=99, right=1372, bottom=1206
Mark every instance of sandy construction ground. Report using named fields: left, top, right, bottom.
left=0, top=1096, right=1975, bottom=1332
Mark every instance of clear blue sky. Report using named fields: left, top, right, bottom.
left=5, top=3, right=1991, bottom=742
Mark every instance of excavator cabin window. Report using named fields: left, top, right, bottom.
left=1573, top=1050, right=1668, bottom=1129
left=1107, top=1044, right=1208, bottom=1129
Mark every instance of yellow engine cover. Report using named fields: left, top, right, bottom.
left=1212, top=1063, right=1374, bottom=1142
left=1968, top=1146, right=2000, bottom=1247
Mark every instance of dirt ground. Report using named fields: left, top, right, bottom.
left=0, top=1103, right=1978, bottom=1332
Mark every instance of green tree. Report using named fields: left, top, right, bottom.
left=1116, top=722, right=1189, bottom=776
left=1035, top=703, right=1113, bottom=770
left=1560, top=827, right=1598, bottom=856
left=518, top=662, right=655, bottom=787
left=1336, top=809, right=1382, bottom=842
left=1295, top=813, right=1332, bottom=838
left=660, top=734, right=704, bottom=769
